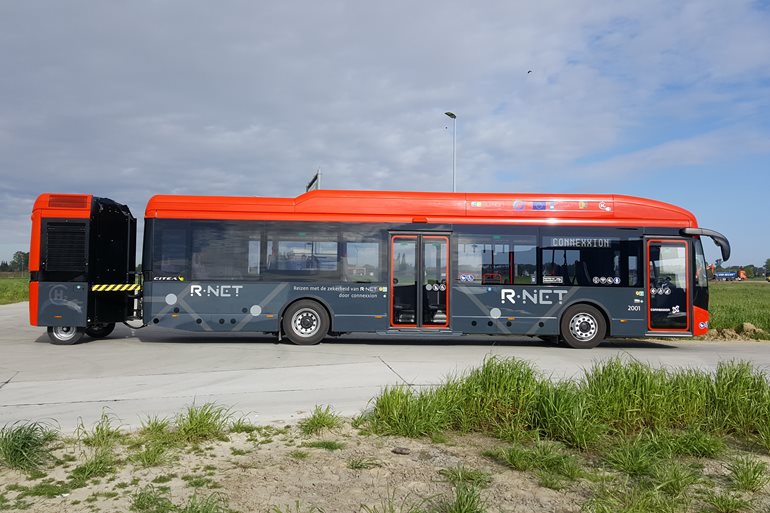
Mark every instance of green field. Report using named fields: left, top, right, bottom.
left=1, top=279, right=768, bottom=336
left=0, top=278, right=27, bottom=305
left=709, top=281, right=770, bottom=334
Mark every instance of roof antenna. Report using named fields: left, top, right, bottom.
left=306, top=169, right=321, bottom=192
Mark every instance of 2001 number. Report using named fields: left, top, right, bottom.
left=627, top=305, right=641, bottom=312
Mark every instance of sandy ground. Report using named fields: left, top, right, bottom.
left=0, top=422, right=588, bottom=513
left=3, top=418, right=770, bottom=513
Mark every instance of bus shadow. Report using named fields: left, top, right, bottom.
left=32, top=326, right=674, bottom=350
left=332, top=336, right=675, bottom=349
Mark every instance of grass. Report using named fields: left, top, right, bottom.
left=361, top=357, right=770, bottom=445
left=4, top=481, right=72, bottom=499
left=69, top=448, right=115, bottom=486
left=702, top=490, right=753, bottom=513
left=299, top=405, right=342, bottom=436
left=485, top=441, right=582, bottom=482
left=229, top=417, right=259, bottom=434
left=0, top=422, right=56, bottom=471
left=289, top=450, right=310, bottom=460
left=129, top=442, right=169, bottom=467
left=77, top=410, right=123, bottom=449
left=583, top=482, right=677, bottom=513
left=431, top=484, right=485, bottom=513
left=131, top=485, right=229, bottom=513
left=301, top=440, right=344, bottom=451
left=603, top=435, right=668, bottom=477
left=348, top=457, right=383, bottom=470
left=174, top=404, right=231, bottom=444
left=0, top=277, right=27, bottom=305
left=437, top=466, right=491, bottom=488
left=709, top=281, right=770, bottom=335
left=360, top=357, right=770, bottom=510
left=650, top=461, right=700, bottom=498
left=726, top=456, right=769, bottom=492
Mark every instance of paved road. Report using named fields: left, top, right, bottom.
left=1, top=302, right=769, bottom=431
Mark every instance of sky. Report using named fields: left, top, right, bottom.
left=1, top=1, right=769, bottom=267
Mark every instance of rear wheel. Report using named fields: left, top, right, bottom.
left=282, top=300, right=330, bottom=345
left=560, top=304, right=606, bottom=349
left=47, top=326, right=85, bottom=345
left=86, top=323, right=115, bottom=339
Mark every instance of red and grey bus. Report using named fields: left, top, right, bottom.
left=29, top=190, right=730, bottom=348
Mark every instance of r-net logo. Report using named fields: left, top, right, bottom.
left=501, top=288, right=568, bottom=305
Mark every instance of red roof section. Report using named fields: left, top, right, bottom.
left=144, top=190, right=698, bottom=228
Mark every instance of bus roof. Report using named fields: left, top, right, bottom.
left=144, top=190, right=698, bottom=228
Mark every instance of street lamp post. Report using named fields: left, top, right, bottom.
left=445, top=112, right=457, bottom=192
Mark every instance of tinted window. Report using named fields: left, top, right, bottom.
left=457, top=235, right=537, bottom=285
left=191, top=222, right=253, bottom=280
left=343, top=241, right=381, bottom=282
left=540, top=236, right=642, bottom=287
left=154, top=221, right=189, bottom=277
left=264, top=225, right=341, bottom=280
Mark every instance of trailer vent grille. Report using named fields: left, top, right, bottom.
left=45, top=222, right=87, bottom=272
left=48, top=195, right=89, bottom=209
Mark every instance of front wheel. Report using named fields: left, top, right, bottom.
left=560, top=305, right=606, bottom=349
left=86, top=323, right=115, bottom=339
left=282, top=300, right=330, bottom=345
left=47, top=326, right=86, bottom=345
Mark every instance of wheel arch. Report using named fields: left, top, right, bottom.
left=280, top=296, right=335, bottom=336
left=560, top=299, right=612, bottom=337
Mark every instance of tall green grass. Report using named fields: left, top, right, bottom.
left=299, top=405, right=342, bottom=435
left=0, top=422, right=56, bottom=470
left=361, top=357, right=770, bottom=448
left=0, top=278, right=27, bottom=305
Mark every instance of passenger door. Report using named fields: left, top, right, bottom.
left=646, top=239, right=690, bottom=332
left=389, top=234, right=450, bottom=328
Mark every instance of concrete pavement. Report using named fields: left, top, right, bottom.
left=1, top=302, right=768, bottom=431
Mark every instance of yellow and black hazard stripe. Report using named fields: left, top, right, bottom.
left=91, top=284, right=142, bottom=292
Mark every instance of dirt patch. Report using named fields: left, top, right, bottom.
left=700, top=324, right=770, bottom=341
left=0, top=424, right=586, bottom=513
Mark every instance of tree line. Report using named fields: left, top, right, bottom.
left=0, top=251, right=29, bottom=273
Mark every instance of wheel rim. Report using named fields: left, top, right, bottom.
left=569, top=313, right=598, bottom=341
left=52, top=326, right=77, bottom=342
left=291, top=308, right=320, bottom=338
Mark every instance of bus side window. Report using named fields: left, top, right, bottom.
left=343, top=241, right=380, bottom=282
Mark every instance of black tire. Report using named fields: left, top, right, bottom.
left=47, top=326, right=86, bottom=345
left=560, top=304, right=606, bottom=349
left=86, top=323, right=115, bottom=339
left=282, top=300, right=330, bottom=345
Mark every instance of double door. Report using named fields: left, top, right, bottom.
left=389, top=234, right=450, bottom=328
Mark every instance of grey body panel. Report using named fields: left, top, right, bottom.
left=38, top=282, right=88, bottom=327
left=144, top=281, right=647, bottom=338
left=453, top=285, right=646, bottom=337
left=144, top=281, right=389, bottom=333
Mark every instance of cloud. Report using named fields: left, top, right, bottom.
left=0, top=1, right=768, bottom=262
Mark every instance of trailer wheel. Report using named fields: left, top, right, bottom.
left=560, top=304, right=606, bottom=349
left=282, top=300, right=329, bottom=345
left=86, top=323, right=115, bottom=339
left=47, top=326, right=86, bottom=345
